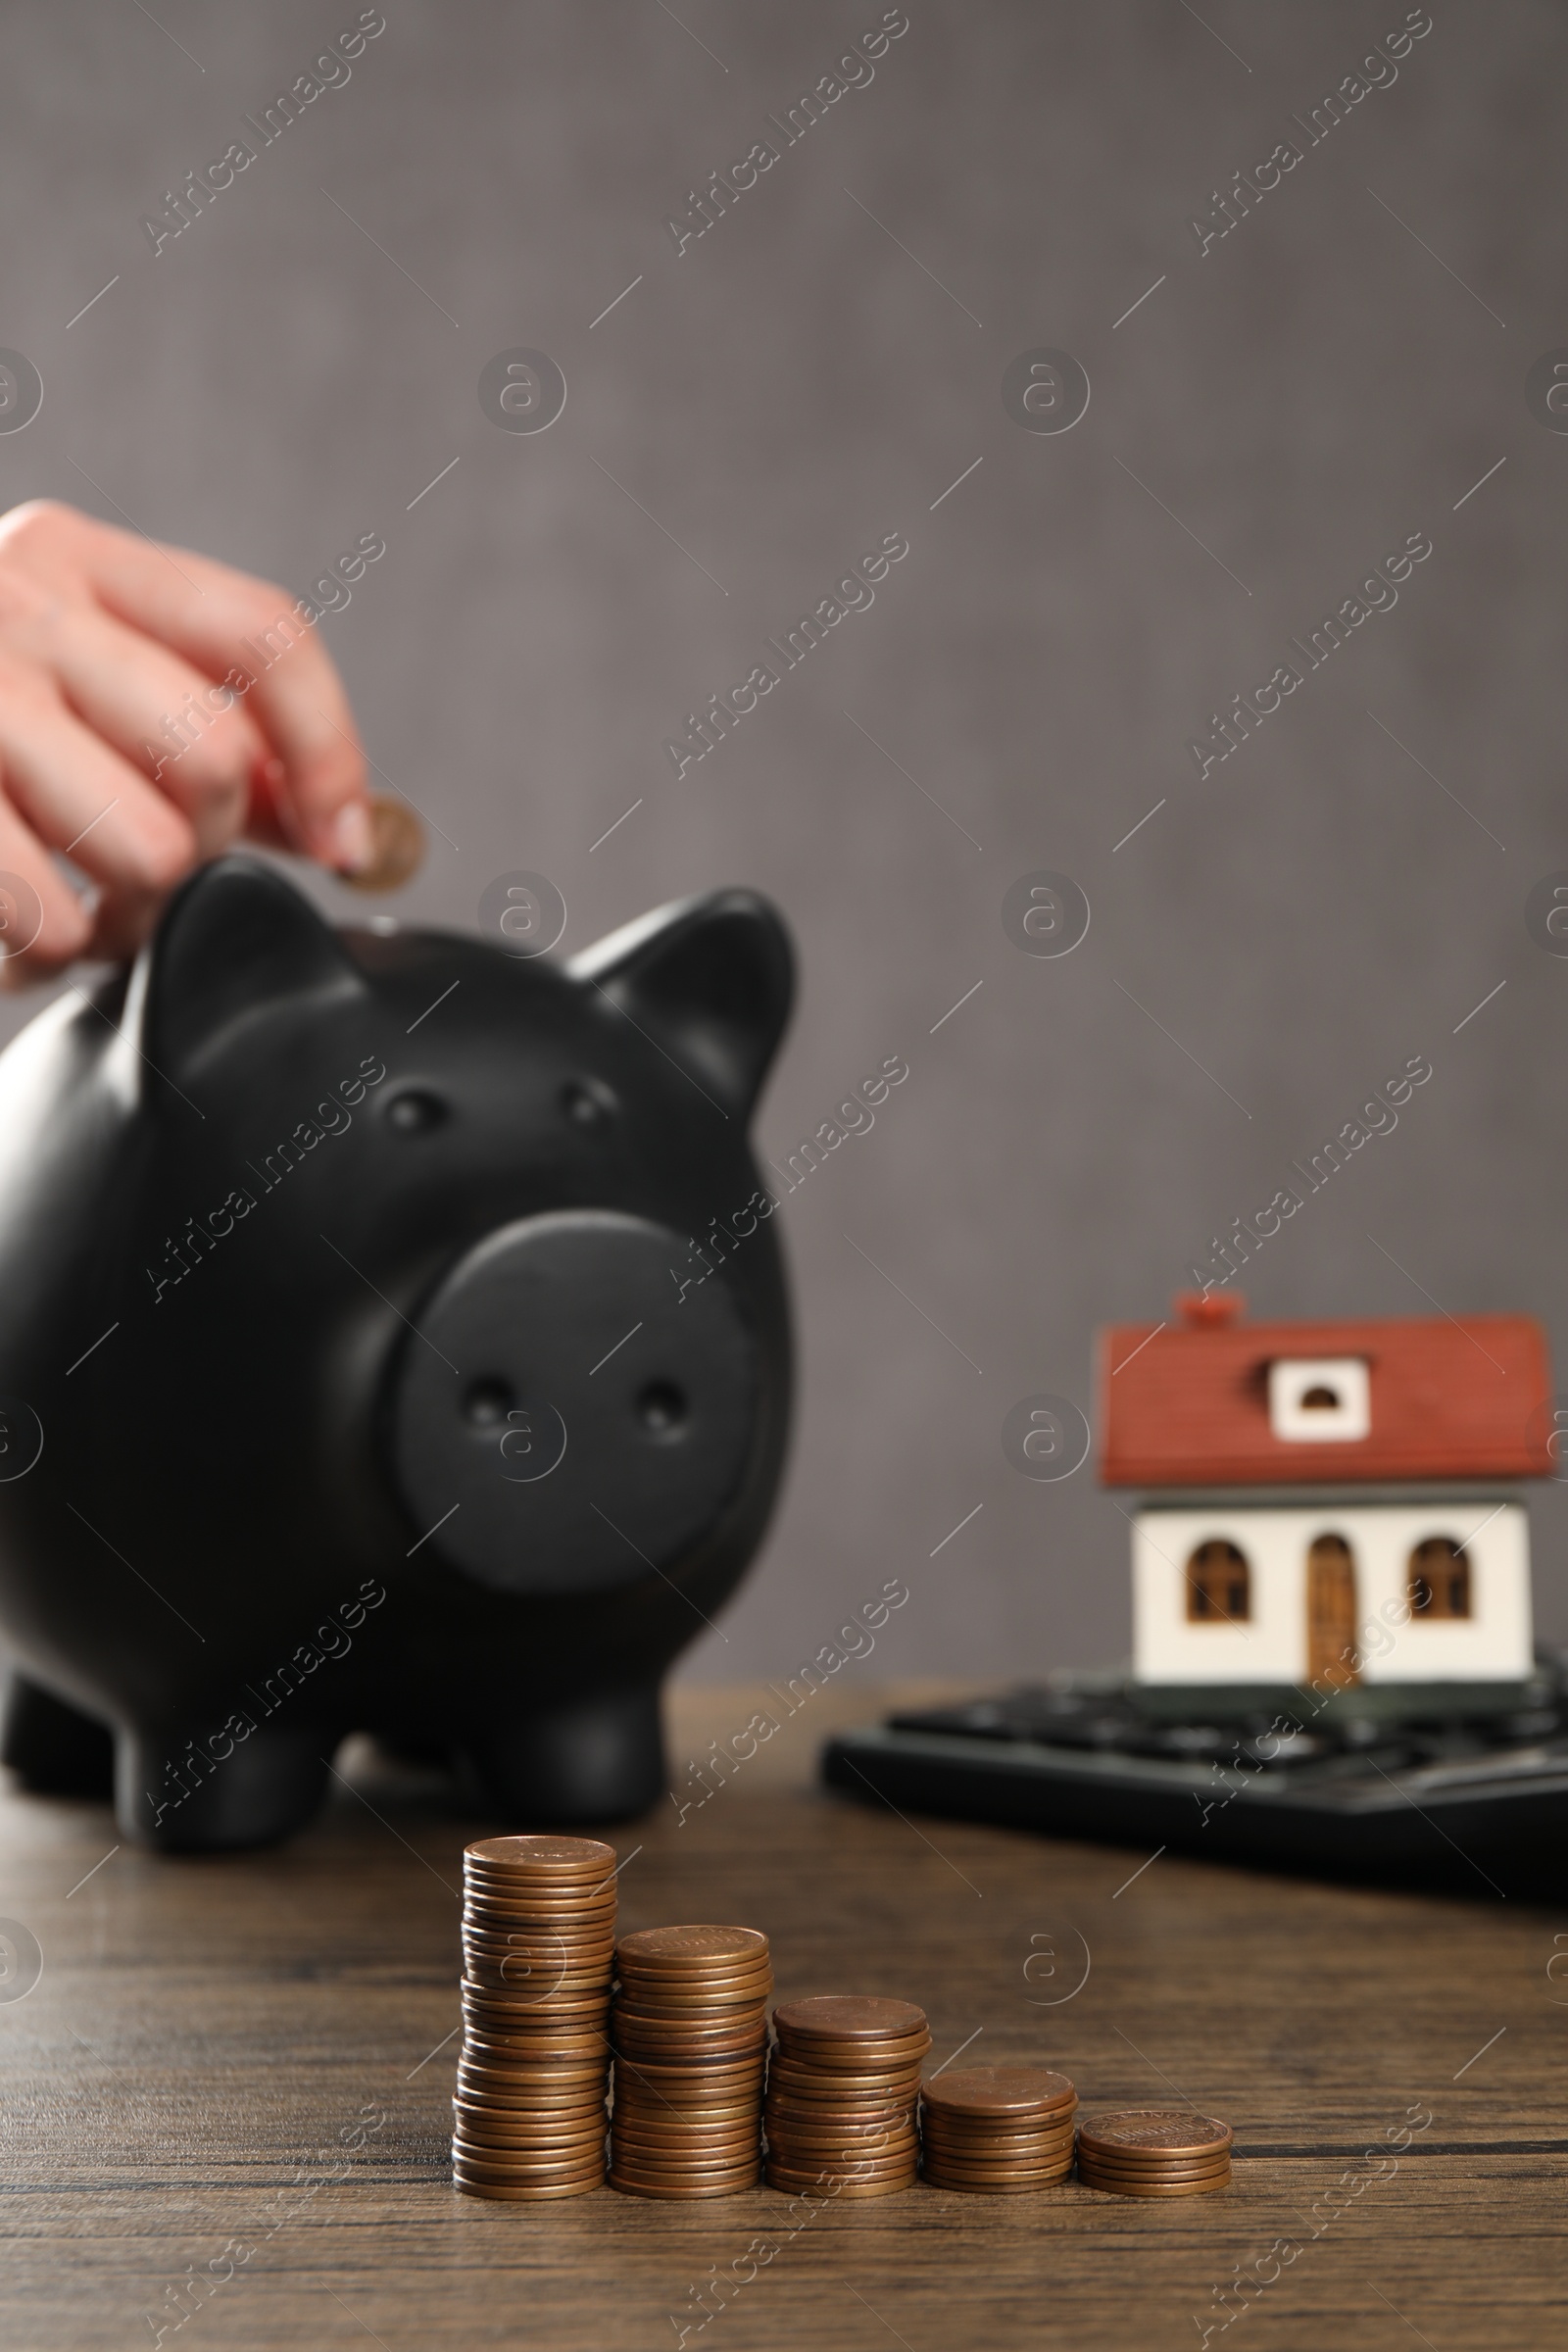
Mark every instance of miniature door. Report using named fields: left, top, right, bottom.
left=1306, top=1534, right=1358, bottom=1688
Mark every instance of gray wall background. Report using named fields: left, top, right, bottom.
left=3, top=0, right=1566, bottom=1689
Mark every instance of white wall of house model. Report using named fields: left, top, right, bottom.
left=1132, top=1501, right=1533, bottom=1687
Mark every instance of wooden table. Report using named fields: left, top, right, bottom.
left=2, top=1680, right=1563, bottom=2350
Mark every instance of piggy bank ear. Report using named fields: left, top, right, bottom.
left=568, top=889, right=793, bottom=1120
left=128, top=857, right=362, bottom=1079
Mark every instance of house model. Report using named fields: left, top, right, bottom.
left=1098, top=1293, right=1554, bottom=1720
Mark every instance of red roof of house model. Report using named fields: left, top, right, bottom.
left=1099, top=1295, right=1554, bottom=1487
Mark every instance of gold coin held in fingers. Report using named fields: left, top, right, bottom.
left=341, top=795, right=426, bottom=894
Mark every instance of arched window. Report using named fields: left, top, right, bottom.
left=1408, top=1537, right=1471, bottom=1619
left=1186, top=1539, right=1250, bottom=1625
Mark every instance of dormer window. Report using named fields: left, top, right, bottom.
left=1268, top=1358, right=1370, bottom=1444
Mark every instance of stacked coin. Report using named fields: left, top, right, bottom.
left=919, top=2066, right=1077, bottom=2192
left=764, top=1996, right=929, bottom=2198
left=608, top=1926, right=770, bottom=2197
left=452, top=1834, right=617, bottom=2201
left=1075, top=2108, right=1233, bottom=2196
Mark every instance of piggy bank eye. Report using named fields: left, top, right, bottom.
left=560, top=1079, right=616, bottom=1128
left=386, top=1090, right=446, bottom=1134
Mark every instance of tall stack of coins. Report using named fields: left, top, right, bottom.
left=1075, top=2109, right=1233, bottom=2196
left=609, top=1926, right=770, bottom=2197
left=763, top=1997, right=929, bottom=2198
left=452, top=1834, right=617, bottom=2201
left=919, top=2066, right=1077, bottom=2192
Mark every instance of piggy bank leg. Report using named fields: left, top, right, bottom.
left=466, top=1686, right=664, bottom=1823
left=0, top=1672, right=116, bottom=1797
left=118, top=1722, right=331, bottom=1852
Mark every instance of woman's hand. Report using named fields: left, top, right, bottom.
left=0, top=499, right=372, bottom=978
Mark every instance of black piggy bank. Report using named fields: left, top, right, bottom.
left=0, top=858, right=793, bottom=1850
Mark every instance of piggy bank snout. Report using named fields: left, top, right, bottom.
left=388, top=1209, right=760, bottom=1597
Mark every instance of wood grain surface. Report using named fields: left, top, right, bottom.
left=1, top=1679, right=1563, bottom=2351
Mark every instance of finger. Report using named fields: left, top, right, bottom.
left=65, top=513, right=373, bottom=872
left=0, top=687, right=197, bottom=900
left=46, top=603, right=270, bottom=859
left=0, top=792, right=92, bottom=986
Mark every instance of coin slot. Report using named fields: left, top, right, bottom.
left=465, top=1378, right=514, bottom=1428
left=637, top=1380, right=688, bottom=1439
left=560, top=1078, right=616, bottom=1128
left=386, top=1089, right=447, bottom=1133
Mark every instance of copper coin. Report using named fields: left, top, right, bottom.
left=617, top=1926, right=769, bottom=1966
left=769, top=2145, right=917, bottom=2174
left=615, top=2072, right=763, bottom=2102
left=464, top=1886, right=618, bottom=1909
left=453, top=2131, right=606, bottom=2161
left=613, top=1981, right=770, bottom=2000
left=462, top=1900, right=615, bottom=1926
left=454, top=2117, right=607, bottom=2152
left=1076, top=2110, right=1232, bottom=2163
left=767, top=2110, right=914, bottom=2135
left=340, top=795, right=426, bottom=894
left=613, top=2097, right=760, bottom=2125
left=463, top=1975, right=612, bottom=2003
left=466, top=1835, right=617, bottom=1873
left=609, top=2171, right=760, bottom=2200
left=768, top=2128, right=917, bottom=2155
left=764, top=2165, right=916, bottom=2199
left=454, top=2162, right=607, bottom=2193
left=455, top=2088, right=609, bottom=2119
left=773, top=1997, right=926, bottom=2040
left=612, top=2121, right=760, bottom=2146
left=766, top=2068, right=923, bottom=2099
left=457, top=2067, right=608, bottom=2100
left=614, top=1999, right=769, bottom=2026
left=614, top=2073, right=763, bottom=2103
left=613, top=2029, right=766, bottom=2058
left=607, top=2153, right=761, bottom=2184
left=451, top=2144, right=610, bottom=2179
left=773, top=2034, right=931, bottom=2068
left=617, top=2006, right=766, bottom=2033
left=1081, top=2164, right=1222, bottom=2182
left=459, top=2034, right=611, bottom=2063
left=465, top=1877, right=618, bottom=1901
left=922, top=2170, right=1068, bottom=2195
left=464, top=1958, right=612, bottom=1984
left=614, top=1978, right=771, bottom=2005
left=612, top=2111, right=760, bottom=2139
left=453, top=2079, right=606, bottom=2117
left=616, top=2011, right=768, bottom=2034
left=463, top=1909, right=615, bottom=1929
left=463, top=1976, right=611, bottom=1994
left=1076, top=2160, right=1231, bottom=2190
left=768, top=2119, right=917, bottom=2142
left=765, top=2139, right=915, bottom=2169
left=921, top=2117, right=1076, bottom=2146
left=923, top=2147, right=1074, bottom=2177
left=462, top=2001, right=612, bottom=2026
left=454, top=2171, right=603, bottom=2201
left=922, top=2068, right=1076, bottom=2119
left=454, top=2132, right=608, bottom=2162
left=464, top=1945, right=612, bottom=1970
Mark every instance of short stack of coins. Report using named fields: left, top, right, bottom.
left=919, top=2066, right=1077, bottom=2192
left=452, top=1834, right=617, bottom=2201
left=764, top=1996, right=929, bottom=2198
left=609, top=1926, right=770, bottom=2197
left=1075, top=2108, right=1233, bottom=2196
